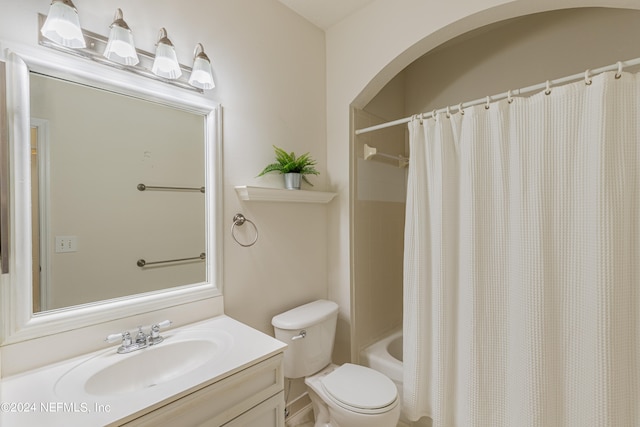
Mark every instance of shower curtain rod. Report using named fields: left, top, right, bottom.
left=355, top=57, right=640, bottom=136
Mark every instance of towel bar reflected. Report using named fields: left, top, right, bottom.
left=137, top=183, right=205, bottom=193
left=137, top=252, right=206, bottom=267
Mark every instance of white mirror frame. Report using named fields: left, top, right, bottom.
left=0, top=42, right=223, bottom=345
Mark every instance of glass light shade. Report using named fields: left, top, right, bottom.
left=189, top=49, right=215, bottom=90
left=103, top=9, right=139, bottom=66
left=40, top=0, right=86, bottom=48
left=152, top=28, right=181, bottom=79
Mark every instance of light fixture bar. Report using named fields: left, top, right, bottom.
left=37, top=13, right=202, bottom=93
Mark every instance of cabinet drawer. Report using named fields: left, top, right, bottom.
left=122, top=353, right=284, bottom=427
left=221, top=392, right=284, bottom=427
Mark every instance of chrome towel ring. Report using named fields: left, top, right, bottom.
left=231, top=213, right=258, bottom=247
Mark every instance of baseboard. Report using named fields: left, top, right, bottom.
left=285, top=393, right=314, bottom=426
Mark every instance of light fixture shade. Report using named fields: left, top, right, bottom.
left=103, top=9, right=138, bottom=66
left=152, top=28, right=181, bottom=79
left=188, top=43, right=215, bottom=90
left=40, top=0, right=86, bottom=48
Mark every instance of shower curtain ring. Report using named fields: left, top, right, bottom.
left=458, top=102, right=464, bottom=115
left=432, top=109, right=437, bottom=120
left=584, top=69, right=592, bottom=85
left=615, top=61, right=623, bottom=79
left=446, top=106, right=451, bottom=118
left=419, top=113, right=424, bottom=124
left=485, top=96, right=490, bottom=110
left=545, top=80, right=551, bottom=95
left=507, top=89, right=513, bottom=104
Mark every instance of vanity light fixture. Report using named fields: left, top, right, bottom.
left=152, top=28, right=182, bottom=80
left=40, top=0, right=86, bottom=48
left=38, top=12, right=214, bottom=92
left=188, top=43, right=215, bottom=90
left=103, top=8, right=139, bottom=66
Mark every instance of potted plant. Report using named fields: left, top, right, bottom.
left=258, top=145, right=320, bottom=190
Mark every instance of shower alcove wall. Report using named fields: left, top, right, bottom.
left=352, top=5, right=640, bottom=373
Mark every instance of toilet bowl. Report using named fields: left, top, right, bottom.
left=272, top=300, right=400, bottom=427
left=305, top=363, right=400, bottom=427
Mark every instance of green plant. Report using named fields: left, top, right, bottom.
left=258, top=145, right=320, bottom=186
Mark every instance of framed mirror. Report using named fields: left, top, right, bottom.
left=0, top=42, right=222, bottom=344
left=30, top=73, right=207, bottom=313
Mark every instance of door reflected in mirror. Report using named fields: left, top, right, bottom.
left=30, top=73, right=206, bottom=313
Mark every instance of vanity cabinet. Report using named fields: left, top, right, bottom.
left=121, top=353, right=285, bottom=427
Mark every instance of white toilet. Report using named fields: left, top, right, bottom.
left=272, top=299, right=400, bottom=427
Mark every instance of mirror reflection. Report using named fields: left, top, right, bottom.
left=29, top=73, right=206, bottom=313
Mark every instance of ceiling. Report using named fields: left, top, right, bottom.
left=277, top=0, right=376, bottom=29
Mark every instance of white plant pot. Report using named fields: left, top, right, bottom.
left=284, top=173, right=301, bottom=190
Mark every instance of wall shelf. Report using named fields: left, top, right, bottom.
left=234, top=186, right=337, bottom=204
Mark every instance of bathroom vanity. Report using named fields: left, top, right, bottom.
left=0, top=315, right=287, bottom=426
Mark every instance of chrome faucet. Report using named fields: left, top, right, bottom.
left=105, top=320, right=172, bottom=354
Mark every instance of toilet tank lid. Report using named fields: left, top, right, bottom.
left=272, top=300, right=339, bottom=330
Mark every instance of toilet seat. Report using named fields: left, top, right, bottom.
left=320, top=363, right=398, bottom=415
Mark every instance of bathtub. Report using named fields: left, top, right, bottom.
left=361, top=329, right=403, bottom=397
left=361, top=330, right=432, bottom=427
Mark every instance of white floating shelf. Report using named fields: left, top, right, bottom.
left=235, top=186, right=337, bottom=203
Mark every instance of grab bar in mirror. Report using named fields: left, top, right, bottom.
left=0, top=61, right=9, bottom=274
left=137, top=183, right=205, bottom=193
left=137, top=252, right=206, bottom=267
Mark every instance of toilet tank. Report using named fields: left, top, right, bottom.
left=272, top=300, right=339, bottom=379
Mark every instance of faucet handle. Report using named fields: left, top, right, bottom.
left=149, top=320, right=172, bottom=345
left=105, top=331, right=132, bottom=346
left=154, top=320, right=172, bottom=329
left=151, top=320, right=172, bottom=334
left=104, top=331, right=131, bottom=343
left=105, top=333, right=122, bottom=343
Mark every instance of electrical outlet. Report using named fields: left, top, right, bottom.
left=55, top=236, right=78, bottom=253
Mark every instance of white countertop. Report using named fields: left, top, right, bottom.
left=0, top=315, right=286, bottom=426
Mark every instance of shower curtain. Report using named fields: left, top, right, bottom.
left=403, top=71, right=640, bottom=427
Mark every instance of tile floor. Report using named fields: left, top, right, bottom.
left=285, top=406, right=421, bottom=427
left=289, top=417, right=412, bottom=427
left=293, top=421, right=410, bottom=427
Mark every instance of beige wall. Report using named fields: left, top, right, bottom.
left=0, top=0, right=327, bottom=377
left=354, top=77, right=407, bottom=357
left=353, top=95, right=406, bottom=358
left=402, top=7, right=640, bottom=116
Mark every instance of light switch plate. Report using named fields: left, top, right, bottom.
left=55, top=236, right=78, bottom=253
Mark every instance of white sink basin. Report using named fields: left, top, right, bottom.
left=55, top=328, right=233, bottom=399
left=0, top=316, right=288, bottom=427
left=85, top=339, right=216, bottom=395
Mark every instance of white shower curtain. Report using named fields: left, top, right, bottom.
left=403, top=70, right=640, bottom=427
